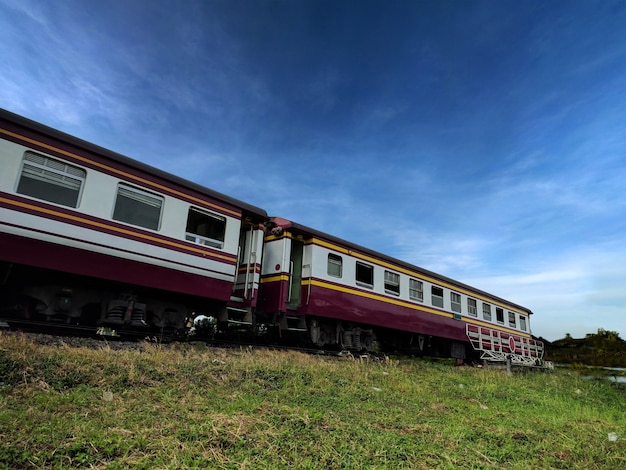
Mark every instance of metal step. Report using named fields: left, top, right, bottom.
left=227, top=320, right=253, bottom=326
left=285, top=315, right=307, bottom=332
left=227, top=306, right=248, bottom=314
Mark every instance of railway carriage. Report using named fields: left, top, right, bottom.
left=0, top=109, right=268, bottom=333
left=258, top=217, right=544, bottom=364
left=0, top=109, right=544, bottom=365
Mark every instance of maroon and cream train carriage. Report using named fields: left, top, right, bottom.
left=0, top=109, right=268, bottom=332
left=258, top=217, right=544, bottom=364
left=0, top=109, right=544, bottom=365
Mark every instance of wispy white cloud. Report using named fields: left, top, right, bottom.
left=2, top=0, right=626, bottom=343
left=1, top=0, right=49, bottom=26
left=461, top=243, right=626, bottom=340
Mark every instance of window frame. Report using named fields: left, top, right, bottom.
left=384, top=270, right=400, bottom=296
left=409, top=278, right=423, bottom=302
left=467, top=298, right=477, bottom=317
left=519, top=316, right=527, bottom=331
left=16, top=151, right=86, bottom=208
left=185, top=207, right=226, bottom=249
left=355, top=261, right=374, bottom=289
left=496, top=307, right=504, bottom=325
left=327, top=253, right=343, bottom=278
left=112, top=183, right=164, bottom=231
left=450, top=291, right=462, bottom=313
left=508, top=311, right=516, bottom=328
left=482, top=303, right=492, bottom=322
left=431, top=286, right=444, bottom=308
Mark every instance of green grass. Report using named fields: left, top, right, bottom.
left=1, top=333, right=625, bottom=469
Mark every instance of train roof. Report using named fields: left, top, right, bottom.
left=0, top=108, right=268, bottom=220
left=271, top=216, right=534, bottom=315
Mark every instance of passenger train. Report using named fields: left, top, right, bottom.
left=0, top=109, right=545, bottom=366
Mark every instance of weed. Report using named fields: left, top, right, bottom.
left=0, top=335, right=625, bottom=469
left=0, top=350, right=22, bottom=386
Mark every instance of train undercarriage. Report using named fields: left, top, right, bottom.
left=277, top=313, right=476, bottom=361
left=1, top=262, right=478, bottom=362
left=0, top=263, right=214, bottom=339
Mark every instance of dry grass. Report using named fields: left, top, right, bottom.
left=1, top=332, right=625, bottom=469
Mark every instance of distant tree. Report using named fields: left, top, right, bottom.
left=597, top=328, right=621, bottom=341
left=546, top=328, right=626, bottom=367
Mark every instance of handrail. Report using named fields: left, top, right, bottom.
left=287, top=261, right=294, bottom=302
left=466, top=324, right=545, bottom=366
left=243, top=225, right=254, bottom=299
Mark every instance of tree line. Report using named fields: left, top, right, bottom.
left=542, top=329, right=626, bottom=367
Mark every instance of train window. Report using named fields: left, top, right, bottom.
left=185, top=207, right=225, bottom=249
left=112, top=184, right=163, bottom=231
left=519, top=316, right=527, bottom=331
left=431, top=286, right=444, bottom=308
left=384, top=271, right=400, bottom=295
left=508, top=311, right=516, bottom=328
left=467, top=298, right=477, bottom=317
left=17, top=152, right=86, bottom=208
left=496, top=307, right=504, bottom=324
left=409, top=279, right=423, bottom=302
left=355, top=262, right=374, bottom=288
left=450, top=292, right=462, bottom=313
left=327, top=254, right=343, bottom=277
left=482, top=303, right=492, bottom=321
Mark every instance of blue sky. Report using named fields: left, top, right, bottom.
left=2, top=0, right=626, bottom=341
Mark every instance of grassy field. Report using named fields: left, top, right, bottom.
left=1, top=333, right=624, bottom=469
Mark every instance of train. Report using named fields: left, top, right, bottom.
left=0, top=109, right=545, bottom=366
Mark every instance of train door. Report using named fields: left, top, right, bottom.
left=287, top=239, right=303, bottom=310
left=220, top=221, right=264, bottom=328
left=233, top=222, right=262, bottom=303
